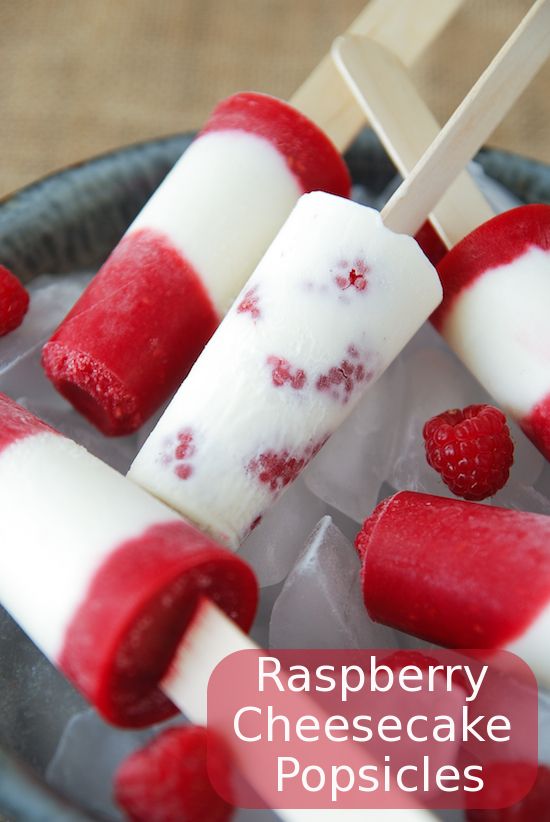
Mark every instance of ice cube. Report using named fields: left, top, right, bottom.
left=303, top=359, right=404, bottom=523
left=269, top=516, right=397, bottom=650
left=249, top=581, right=285, bottom=649
left=46, top=709, right=153, bottom=821
left=238, top=478, right=327, bottom=588
left=492, top=482, right=550, bottom=516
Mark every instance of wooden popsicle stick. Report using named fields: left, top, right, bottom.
left=290, top=0, right=463, bottom=151
left=162, top=599, right=436, bottom=822
left=333, top=0, right=550, bottom=237
left=331, top=36, right=494, bottom=248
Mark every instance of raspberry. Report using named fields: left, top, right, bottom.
left=423, top=404, right=514, bottom=501
left=466, top=763, right=550, bottom=821
left=0, top=265, right=29, bottom=336
left=114, top=725, right=234, bottom=822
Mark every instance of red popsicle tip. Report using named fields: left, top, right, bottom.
left=0, top=392, right=58, bottom=454
left=59, top=520, right=258, bottom=727
left=359, top=491, right=550, bottom=651
left=115, top=725, right=234, bottom=822
left=0, top=265, right=29, bottom=336
left=431, top=204, right=550, bottom=331
left=201, top=92, right=351, bottom=198
left=42, top=229, right=220, bottom=436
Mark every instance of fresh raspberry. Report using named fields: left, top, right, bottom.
left=466, top=763, right=550, bottom=821
left=0, top=265, right=29, bottom=336
left=114, top=725, right=234, bottom=822
left=423, top=404, right=514, bottom=501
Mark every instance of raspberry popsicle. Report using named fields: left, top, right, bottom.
left=42, top=93, right=350, bottom=436
left=357, top=491, right=550, bottom=687
left=39, top=0, right=461, bottom=438
left=0, top=393, right=257, bottom=727
left=129, top=191, right=442, bottom=548
left=431, top=205, right=550, bottom=461
left=333, top=15, right=550, bottom=460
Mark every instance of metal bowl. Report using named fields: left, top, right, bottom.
left=0, top=130, right=548, bottom=821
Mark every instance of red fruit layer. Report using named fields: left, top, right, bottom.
left=431, top=204, right=550, bottom=331
left=0, top=265, right=30, bottom=336
left=200, top=92, right=351, bottom=197
left=115, top=726, right=233, bottom=822
left=414, top=221, right=448, bottom=267
left=359, top=491, right=550, bottom=649
left=58, top=520, right=258, bottom=727
left=0, top=392, right=57, bottom=454
left=520, top=390, right=550, bottom=462
left=42, top=228, right=219, bottom=436
left=466, top=763, right=550, bottom=821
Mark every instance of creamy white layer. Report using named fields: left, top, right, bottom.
left=129, top=192, right=442, bottom=549
left=130, top=130, right=302, bottom=315
left=506, top=599, right=550, bottom=688
left=0, top=432, right=180, bottom=660
left=442, top=246, right=550, bottom=419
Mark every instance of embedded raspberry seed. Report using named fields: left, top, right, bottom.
left=423, top=404, right=514, bottom=501
left=0, top=265, right=30, bottom=336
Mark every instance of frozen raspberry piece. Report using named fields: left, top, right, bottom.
left=267, top=356, right=306, bottom=390
left=315, top=345, right=371, bottom=403
left=173, top=428, right=196, bottom=480
left=466, top=763, right=550, bottom=821
left=335, top=258, right=369, bottom=291
left=0, top=265, right=29, bottom=336
left=247, top=439, right=326, bottom=495
left=423, top=404, right=514, bottom=501
left=115, top=725, right=234, bottom=822
left=236, top=285, right=261, bottom=320
left=248, top=449, right=307, bottom=493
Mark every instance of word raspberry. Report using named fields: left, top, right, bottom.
left=423, top=404, right=514, bottom=501
left=114, top=725, right=233, bottom=822
left=0, top=265, right=29, bottom=336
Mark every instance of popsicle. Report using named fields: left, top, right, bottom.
left=128, top=6, right=547, bottom=547
left=0, top=393, right=257, bottom=727
left=0, top=395, right=436, bottom=822
left=356, top=490, right=550, bottom=687
left=431, top=205, right=550, bottom=461
left=41, top=93, right=350, bottom=436
left=333, top=0, right=550, bottom=460
left=128, top=190, right=442, bottom=547
left=40, top=0, right=462, bottom=437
